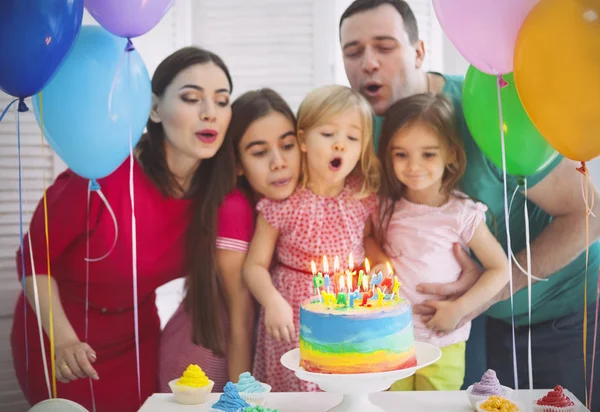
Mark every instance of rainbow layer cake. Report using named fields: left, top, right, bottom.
left=299, top=295, right=416, bottom=374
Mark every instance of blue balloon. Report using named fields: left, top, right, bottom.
left=33, top=26, right=151, bottom=181
left=0, top=0, right=84, bottom=98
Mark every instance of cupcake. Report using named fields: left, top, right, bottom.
left=235, top=372, right=271, bottom=406
left=533, top=385, right=577, bottom=412
left=242, top=407, right=280, bottom=412
left=168, top=364, right=214, bottom=405
left=476, top=395, right=522, bottom=412
left=467, top=369, right=513, bottom=407
left=210, top=382, right=251, bottom=412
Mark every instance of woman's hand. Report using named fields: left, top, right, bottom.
left=55, top=339, right=99, bottom=383
left=264, top=294, right=295, bottom=343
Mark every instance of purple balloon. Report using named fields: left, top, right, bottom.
left=433, top=0, right=539, bottom=76
left=84, top=0, right=174, bottom=39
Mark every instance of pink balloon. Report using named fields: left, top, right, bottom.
left=84, top=0, right=173, bottom=39
left=433, top=0, right=539, bottom=75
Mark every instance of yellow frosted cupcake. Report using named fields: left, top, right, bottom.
left=168, top=364, right=214, bottom=405
left=476, top=395, right=523, bottom=412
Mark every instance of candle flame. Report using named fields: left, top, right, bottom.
left=334, top=256, right=340, bottom=273
left=323, top=256, right=329, bottom=273
left=348, top=253, right=354, bottom=270
left=386, top=262, right=393, bottom=276
left=365, top=258, right=370, bottom=274
left=311, top=260, right=317, bottom=275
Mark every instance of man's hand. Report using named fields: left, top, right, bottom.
left=412, top=243, right=483, bottom=317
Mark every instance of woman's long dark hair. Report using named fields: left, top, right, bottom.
left=226, top=88, right=296, bottom=195
left=137, top=47, right=235, bottom=355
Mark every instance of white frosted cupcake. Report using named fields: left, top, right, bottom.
left=532, top=386, right=577, bottom=412
left=169, top=364, right=214, bottom=405
left=467, top=369, right=513, bottom=407
left=234, top=372, right=271, bottom=406
left=476, top=396, right=523, bottom=412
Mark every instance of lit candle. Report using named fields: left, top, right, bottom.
left=337, top=276, right=347, bottom=307
left=347, top=253, right=354, bottom=293
left=358, top=270, right=364, bottom=292
left=392, top=275, right=401, bottom=300
left=323, top=256, right=330, bottom=292
left=362, top=273, right=368, bottom=292
left=365, top=258, right=371, bottom=274
left=386, top=262, right=393, bottom=277
left=377, top=287, right=385, bottom=306
left=322, top=291, right=336, bottom=308
left=311, top=260, right=323, bottom=300
left=333, top=256, right=341, bottom=294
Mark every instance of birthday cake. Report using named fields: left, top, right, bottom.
left=300, top=260, right=416, bottom=374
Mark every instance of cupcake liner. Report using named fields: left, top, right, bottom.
left=476, top=399, right=524, bottom=412
left=238, top=383, right=272, bottom=406
left=466, top=385, right=514, bottom=408
left=531, top=404, right=577, bottom=412
left=168, top=378, right=214, bottom=405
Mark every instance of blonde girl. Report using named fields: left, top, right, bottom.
left=243, top=85, right=380, bottom=392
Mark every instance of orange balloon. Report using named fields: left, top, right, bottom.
left=514, top=0, right=600, bottom=162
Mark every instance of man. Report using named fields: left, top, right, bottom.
left=339, top=0, right=600, bottom=406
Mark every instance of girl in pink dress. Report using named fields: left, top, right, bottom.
left=159, top=88, right=301, bottom=391
left=243, top=85, right=381, bottom=392
left=374, top=93, right=509, bottom=391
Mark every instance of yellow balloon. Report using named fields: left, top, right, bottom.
left=514, top=0, right=600, bottom=162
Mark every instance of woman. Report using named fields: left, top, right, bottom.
left=159, top=88, right=301, bottom=391
left=11, top=47, right=240, bottom=412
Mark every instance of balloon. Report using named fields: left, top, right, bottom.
left=463, top=66, right=559, bottom=177
left=0, top=0, right=84, bottom=98
left=433, top=0, right=539, bottom=75
left=84, top=0, right=174, bottom=39
left=514, top=0, right=600, bottom=162
left=33, top=26, right=151, bottom=181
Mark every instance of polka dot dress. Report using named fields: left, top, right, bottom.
left=252, top=176, right=376, bottom=392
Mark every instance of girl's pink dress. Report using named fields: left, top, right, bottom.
left=252, top=176, right=376, bottom=392
left=158, top=188, right=254, bottom=392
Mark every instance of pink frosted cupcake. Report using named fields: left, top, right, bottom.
left=533, top=385, right=577, bottom=412
left=466, top=369, right=513, bottom=407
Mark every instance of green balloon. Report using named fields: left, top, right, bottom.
left=463, top=66, right=558, bottom=177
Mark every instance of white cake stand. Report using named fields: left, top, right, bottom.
left=281, top=341, right=441, bottom=412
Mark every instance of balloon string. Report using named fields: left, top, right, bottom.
left=590, top=263, right=600, bottom=408
left=523, top=179, right=533, bottom=391
left=85, top=183, right=97, bottom=412
left=507, top=184, right=548, bottom=282
left=83, top=183, right=118, bottom=262
left=127, top=52, right=142, bottom=406
left=107, top=48, right=127, bottom=121
left=0, top=98, right=19, bottom=122
left=577, top=163, right=594, bottom=408
left=497, top=75, right=519, bottom=389
left=27, top=231, right=51, bottom=398
left=38, top=92, right=57, bottom=397
left=16, top=100, right=29, bottom=396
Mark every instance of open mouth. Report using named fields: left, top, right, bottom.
left=329, top=157, right=342, bottom=171
left=196, top=129, right=217, bottom=143
left=364, top=82, right=382, bottom=96
left=271, top=178, right=291, bottom=187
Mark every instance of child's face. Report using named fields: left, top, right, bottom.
left=390, top=122, right=449, bottom=194
left=300, top=108, right=363, bottom=187
left=237, top=111, right=300, bottom=200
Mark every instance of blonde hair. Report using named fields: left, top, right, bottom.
left=296, top=85, right=380, bottom=197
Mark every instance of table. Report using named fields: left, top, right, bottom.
left=139, top=389, right=589, bottom=411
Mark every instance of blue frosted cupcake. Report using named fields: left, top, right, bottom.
left=235, top=372, right=271, bottom=406
left=210, top=382, right=250, bottom=412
